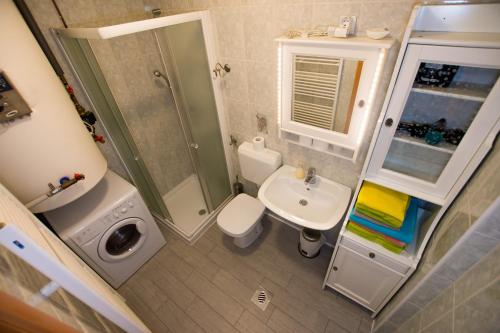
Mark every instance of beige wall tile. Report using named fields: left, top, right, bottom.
left=453, top=279, right=500, bottom=333
left=419, top=284, right=453, bottom=327
left=454, top=244, right=500, bottom=305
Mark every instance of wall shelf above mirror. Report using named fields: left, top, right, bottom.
left=276, top=36, right=394, bottom=161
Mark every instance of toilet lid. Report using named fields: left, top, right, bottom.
left=217, top=193, right=265, bottom=237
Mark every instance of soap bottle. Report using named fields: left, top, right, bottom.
left=295, top=164, right=305, bottom=179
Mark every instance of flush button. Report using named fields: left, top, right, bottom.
left=128, top=201, right=134, bottom=208
left=120, top=207, right=128, bottom=214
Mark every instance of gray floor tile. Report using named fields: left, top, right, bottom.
left=286, top=276, right=363, bottom=332
left=208, top=245, right=264, bottom=289
left=212, top=269, right=275, bottom=323
left=325, top=320, right=350, bottom=333
left=126, top=273, right=169, bottom=312
left=261, top=278, right=328, bottom=333
left=120, top=221, right=368, bottom=333
left=358, top=317, right=373, bottom=333
left=149, top=247, right=194, bottom=281
left=421, top=311, right=453, bottom=333
left=186, top=297, right=238, bottom=333
left=192, top=231, right=217, bottom=254
left=152, top=270, right=196, bottom=310
left=267, top=308, right=313, bottom=333
left=156, top=299, right=204, bottom=333
left=119, top=287, right=171, bottom=333
left=235, top=311, right=275, bottom=333
left=169, top=238, right=220, bottom=279
left=185, top=271, right=244, bottom=325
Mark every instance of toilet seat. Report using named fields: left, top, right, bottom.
left=217, top=193, right=265, bottom=237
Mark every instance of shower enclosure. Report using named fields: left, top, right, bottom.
left=54, top=11, right=233, bottom=241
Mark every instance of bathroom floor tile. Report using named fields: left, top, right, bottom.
left=119, top=217, right=371, bottom=333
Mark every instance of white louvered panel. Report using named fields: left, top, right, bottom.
left=291, top=54, right=342, bottom=130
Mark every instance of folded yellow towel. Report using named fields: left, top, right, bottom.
left=355, top=182, right=410, bottom=229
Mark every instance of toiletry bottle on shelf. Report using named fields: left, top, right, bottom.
left=295, top=164, right=305, bottom=179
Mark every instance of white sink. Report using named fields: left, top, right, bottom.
left=258, top=165, right=351, bottom=230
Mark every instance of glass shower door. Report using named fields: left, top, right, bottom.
left=159, top=21, right=231, bottom=210
left=55, top=12, right=233, bottom=240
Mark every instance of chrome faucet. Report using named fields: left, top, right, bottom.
left=304, top=167, right=317, bottom=185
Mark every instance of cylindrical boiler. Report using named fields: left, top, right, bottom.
left=0, top=0, right=107, bottom=212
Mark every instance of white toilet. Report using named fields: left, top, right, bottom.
left=217, top=142, right=281, bottom=248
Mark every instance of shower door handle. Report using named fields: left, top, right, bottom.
left=190, top=143, right=199, bottom=149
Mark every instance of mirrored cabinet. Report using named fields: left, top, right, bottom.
left=367, top=44, right=500, bottom=203
left=276, top=37, right=393, bottom=161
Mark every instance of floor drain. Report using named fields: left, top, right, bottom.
left=251, top=287, right=272, bottom=311
left=299, top=199, right=308, bottom=206
left=198, top=209, right=206, bottom=215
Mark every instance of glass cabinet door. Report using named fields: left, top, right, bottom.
left=368, top=44, right=500, bottom=201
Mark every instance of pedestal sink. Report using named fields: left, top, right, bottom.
left=258, top=165, right=351, bottom=230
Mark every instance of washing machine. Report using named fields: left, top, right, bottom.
left=45, top=170, right=166, bottom=288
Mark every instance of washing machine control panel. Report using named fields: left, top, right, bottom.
left=73, top=225, right=101, bottom=245
left=101, top=197, right=139, bottom=229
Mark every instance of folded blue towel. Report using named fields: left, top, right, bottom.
left=350, top=198, right=419, bottom=244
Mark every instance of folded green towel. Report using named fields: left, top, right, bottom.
left=347, top=222, right=406, bottom=254
left=355, top=205, right=404, bottom=229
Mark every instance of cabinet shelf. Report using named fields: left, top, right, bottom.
left=411, top=84, right=488, bottom=102
left=393, top=131, right=456, bottom=154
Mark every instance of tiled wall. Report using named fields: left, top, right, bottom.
left=26, top=0, right=417, bottom=196
left=395, top=244, right=500, bottom=333
left=194, top=0, right=416, bottom=192
left=375, top=140, right=500, bottom=331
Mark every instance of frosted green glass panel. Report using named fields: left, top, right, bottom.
left=161, top=21, right=231, bottom=209
left=57, top=35, right=169, bottom=219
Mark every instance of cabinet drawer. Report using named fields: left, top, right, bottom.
left=340, top=235, right=410, bottom=274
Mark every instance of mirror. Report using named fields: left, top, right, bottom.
left=291, top=55, right=363, bottom=135
left=277, top=37, right=392, bottom=161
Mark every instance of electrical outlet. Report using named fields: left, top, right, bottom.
left=339, top=16, right=357, bottom=35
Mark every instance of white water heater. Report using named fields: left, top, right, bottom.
left=0, top=0, right=107, bottom=213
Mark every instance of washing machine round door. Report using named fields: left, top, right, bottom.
left=98, top=217, right=148, bottom=262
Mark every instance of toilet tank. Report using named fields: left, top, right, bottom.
left=238, top=142, right=281, bottom=185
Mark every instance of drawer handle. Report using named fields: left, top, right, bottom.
left=385, top=118, right=393, bottom=127
left=333, top=266, right=338, bottom=271
left=369, top=252, right=375, bottom=259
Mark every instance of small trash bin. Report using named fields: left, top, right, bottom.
left=299, top=228, right=324, bottom=258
